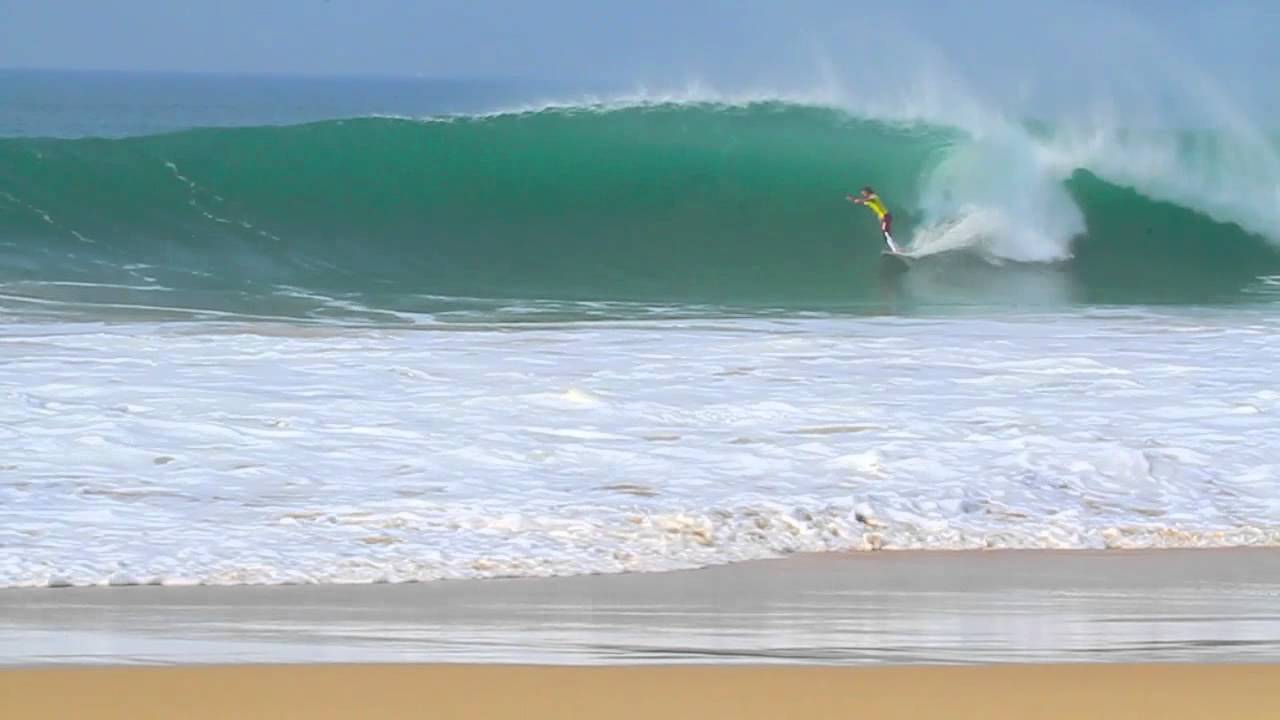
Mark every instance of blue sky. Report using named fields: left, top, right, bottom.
left=1, top=1, right=1276, bottom=116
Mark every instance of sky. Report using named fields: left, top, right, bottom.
left=2, top=0, right=1277, bottom=116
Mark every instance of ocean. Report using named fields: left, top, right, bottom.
left=2, top=70, right=1278, bottom=588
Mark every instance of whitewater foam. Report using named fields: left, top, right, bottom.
left=2, top=310, right=1279, bottom=588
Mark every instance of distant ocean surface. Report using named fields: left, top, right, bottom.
left=2, top=70, right=1278, bottom=588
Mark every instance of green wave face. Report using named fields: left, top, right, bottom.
left=2, top=102, right=1277, bottom=315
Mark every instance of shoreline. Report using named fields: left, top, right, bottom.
left=4, top=548, right=1280, bottom=667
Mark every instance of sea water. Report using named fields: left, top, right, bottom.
left=2, top=71, right=1279, bottom=587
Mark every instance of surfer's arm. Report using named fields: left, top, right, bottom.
left=846, top=195, right=864, bottom=205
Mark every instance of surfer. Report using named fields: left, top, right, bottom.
left=847, top=186, right=899, bottom=252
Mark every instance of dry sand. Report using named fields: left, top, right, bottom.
left=4, top=663, right=1279, bottom=719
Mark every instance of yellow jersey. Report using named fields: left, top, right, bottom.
left=862, top=194, right=889, bottom=219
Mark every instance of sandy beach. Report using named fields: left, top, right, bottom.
left=4, top=663, right=1279, bottom=719
left=5, top=550, right=1280, bottom=717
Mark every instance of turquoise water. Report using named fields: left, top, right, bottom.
left=2, top=72, right=1278, bottom=320
left=2, top=71, right=1279, bottom=589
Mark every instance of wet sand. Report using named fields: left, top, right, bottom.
left=5, top=550, right=1280, bottom=717
left=3, top=549, right=1280, bottom=666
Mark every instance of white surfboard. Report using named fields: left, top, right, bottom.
left=880, top=232, right=912, bottom=264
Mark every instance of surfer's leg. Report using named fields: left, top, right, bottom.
left=881, top=214, right=901, bottom=252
